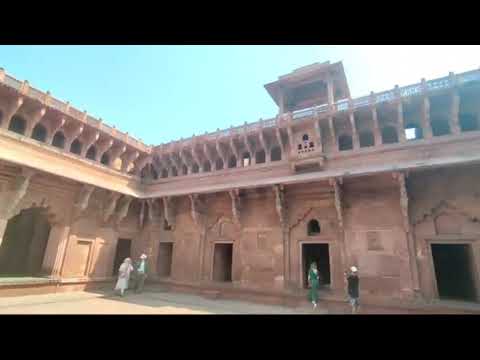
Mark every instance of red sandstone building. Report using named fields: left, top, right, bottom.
left=0, top=61, right=479, bottom=308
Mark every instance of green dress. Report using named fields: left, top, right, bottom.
left=308, top=268, right=319, bottom=303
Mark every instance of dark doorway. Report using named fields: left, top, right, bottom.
left=431, top=244, right=476, bottom=302
left=302, top=243, right=331, bottom=288
left=157, top=242, right=173, bottom=277
left=0, top=207, right=51, bottom=276
left=213, top=243, right=233, bottom=282
left=112, top=238, right=131, bottom=276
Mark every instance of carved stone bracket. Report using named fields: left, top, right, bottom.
left=109, top=144, right=127, bottom=166
left=188, top=194, right=206, bottom=228
left=2, top=168, right=36, bottom=220
left=273, top=184, right=287, bottom=228
left=25, top=107, right=47, bottom=137
left=46, top=117, right=66, bottom=144
left=228, top=189, right=242, bottom=227
left=2, top=96, right=24, bottom=129
left=73, top=184, right=95, bottom=220
left=163, top=196, right=176, bottom=230
left=121, top=151, right=139, bottom=172
left=115, top=195, right=133, bottom=226
left=229, top=137, right=241, bottom=162
left=133, top=155, right=152, bottom=176
left=329, top=177, right=344, bottom=228
left=80, top=131, right=100, bottom=157
left=275, top=128, right=285, bottom=154
left=65, top=124, right=84, bottom=149
left=103, top=191, right=120, bottom=224
left=95, top=138, right=114, bottom=162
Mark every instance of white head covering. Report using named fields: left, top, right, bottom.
left=140, top=254, right=147, bottom=260
left=350, top=266, right=358, bottom=273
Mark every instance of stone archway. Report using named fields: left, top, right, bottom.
left=0, top=207, right=52, bottom=276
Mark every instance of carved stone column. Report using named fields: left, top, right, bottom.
left=313, top=120, right=323, bottom=153
left=396, top=96, right=407, bottom=143
left=275, top=127, right=285, bottom=159
left=371, top=106, right=382, bottom=146
left=349, top=111, right=360, bottom=150
left=273, top=184, right=289, bottom=289
left=421, top=79, right=433, bottom=139
left=393, top=172, right=420, bottom=294
left=450, top=89, right=461, bottom=135
left=139, top=200, right=145, bottom=228
left=188, top=194, right=207, bottom=281
left=329, top=177, right=348, bottom=273
left=228, top=189, right=242, bottom=227
left=327, top=76, right=334, bottom=106
left=41, top=221, right=71, bottom=278
left=328, top=116, right=337, bottom=151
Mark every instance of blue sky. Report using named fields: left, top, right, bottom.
left=0, top=45, right=479, bottom=145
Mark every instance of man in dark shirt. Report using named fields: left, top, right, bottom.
left=345, top=266, right=360, bottom=314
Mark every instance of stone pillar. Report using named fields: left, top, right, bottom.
left=250, top=152, right=256, bottom=166
left=349, top=112, right=360, bottom=150
left=0, top=218, right=8, bottom=248
left=394, top=172, right=420, bottom=296
left=397, top=100, right=407, bottom=143
left=314, top=120, right=323, bottom=153
left=41, top=223, right=71, bottom=278
left=371, top=107, right=382, bottom=146
left=327, top=77, right=335, bottom=106
left=279, top=90, right=285, bottom=114
left=328, top=116, right=337, bottom=151
left=450, top=90, right=461, bottom=135
left=421, top=79, right=433, bottom=139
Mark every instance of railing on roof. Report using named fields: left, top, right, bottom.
left=49, top=97, right=67, bottom=112
left=3, top=75, right=22, bottom=90
left=0, top=71, right=150, bottom=154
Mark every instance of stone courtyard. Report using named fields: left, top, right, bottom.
left=0, top=290, right=327, bottom=314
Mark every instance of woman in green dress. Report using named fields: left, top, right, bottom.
left=308, top=261, right=319, bottom=309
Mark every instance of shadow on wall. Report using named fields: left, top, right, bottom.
left=0, top=207, right=51, bottom=277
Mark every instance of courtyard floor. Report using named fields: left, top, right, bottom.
left=0, top=289, right=328, bottom=314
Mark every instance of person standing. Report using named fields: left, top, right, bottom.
left=308, top=261, right=320, bottom=309
left=134, top=254, right=148, bottom=294
left=115, top=257, right=134, bottom=297
left=345, top=266, right=360, bottom=314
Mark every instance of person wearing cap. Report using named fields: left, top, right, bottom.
left=308, top=261, right=320, bottom=309
left=115, top=257, right=134, bottom=297
left=345, top=266, right=360, bottom=314
left=134, top=254, right=148, bottom=294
